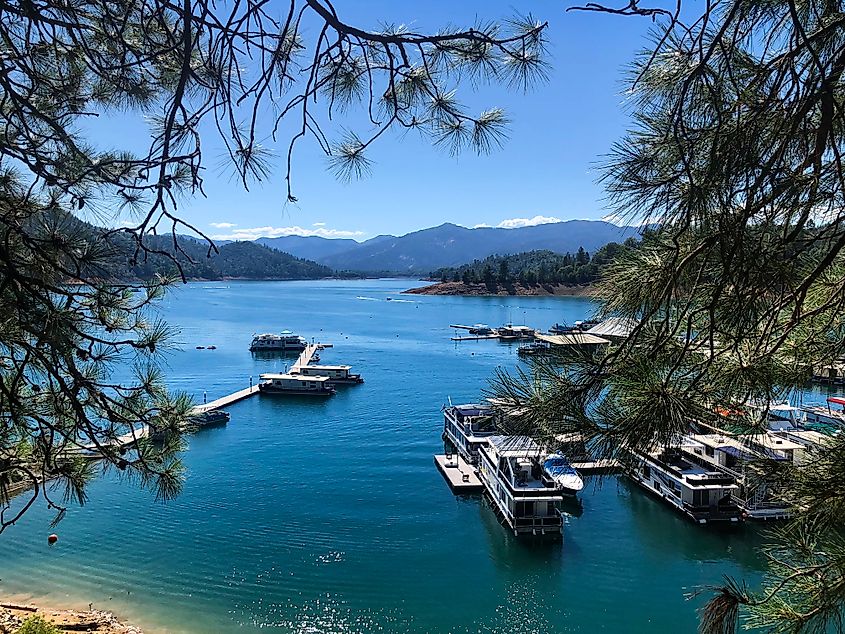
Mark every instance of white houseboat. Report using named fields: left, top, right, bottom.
left=249, top=331, right=307, bottom=352
left=443, top=403, right=498, bottom=464
left=258, top=373, right=335, bottom=396
left=685, top=433, right=807, bottom=520
left=293, top=364, right=363, bottom=384
left=477, top=435, right=584, bottom=537
left=627, top=439, right=743, bottom=525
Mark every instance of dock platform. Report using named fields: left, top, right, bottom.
left=572, top=459, right=622, bottom=475
left=451, top=334, right=501, bottom=341
left=291, top=343, right=332, bottom=373
left=434, top=454, right=483, bottom=493
left=191, top=385, right=260, bottom=414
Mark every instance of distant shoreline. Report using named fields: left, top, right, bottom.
left=403, top=281, right=594, bottom=297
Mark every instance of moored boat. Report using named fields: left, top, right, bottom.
left=188, top=410, right=230, bottom=428
left=477, top=435, right=581, bottom=537
left=442, top=403, right=498, bottom=464
left=497, top=324, right=536, bottom=340
left=293, top=364, right=363, bottom=384
left=258, top=373, right=336, bottom=396
left=249, top=331, right=307, bottom=352
left=626, top=439, right=742, bottom=525
left=468, top=324, right=494, bottom=335
left=800, top=397, right=845, bottom=430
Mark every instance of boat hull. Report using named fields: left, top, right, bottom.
left=258, top=384, right=334, bottom=396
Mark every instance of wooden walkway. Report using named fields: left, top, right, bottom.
left=434, top=454, right=483, bottom=493
left=290, top=343, right=332, bottom=373
left=572, top=459, right=622, bottom=475
left=191, top=385, right=260, bottom=414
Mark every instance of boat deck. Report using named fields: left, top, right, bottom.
left=434, top=454, right=483, bottom=493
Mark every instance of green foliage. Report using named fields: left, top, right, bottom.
left=489, top=2, right=845, bottom=632
left=432, top=241, right=635, bottom=289
left=15, top=616, right=61, bottom=634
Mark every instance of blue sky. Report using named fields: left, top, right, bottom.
left=85, top=1, right=654, bottom=241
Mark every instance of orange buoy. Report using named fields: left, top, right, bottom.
left=47, top=534, right=58, bottom=544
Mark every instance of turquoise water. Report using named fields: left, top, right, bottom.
left=1, top=280, right=775, bottom=633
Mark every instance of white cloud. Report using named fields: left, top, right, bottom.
left=210, top=225, right=365, bottom=241
left=210, top=222, right=237, bottom=229
left=495, top=215, right=561, bottom=229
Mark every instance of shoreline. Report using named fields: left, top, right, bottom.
left=403, top=281, right=594, bottom=297
left=1, top=594, right=144, bottom=634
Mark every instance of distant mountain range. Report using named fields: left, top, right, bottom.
left=256, top=221, right=640, bottom=273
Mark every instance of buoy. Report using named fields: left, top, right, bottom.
left=47, top=534, right=58, bottom=544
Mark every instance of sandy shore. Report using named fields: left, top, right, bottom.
left=0, top=599, right=142, bottom=634
left=404, top=281, right=594, bottom=297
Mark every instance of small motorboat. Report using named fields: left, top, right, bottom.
left=207, top=345, right=217, bottom=350
left=196, top=346, right=205, bottom=349
left=542, top=452, right=584, bottom=493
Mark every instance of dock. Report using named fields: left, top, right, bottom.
left=62, top=425, right=150, bottom=458
left=191, top=342, right=334, bottom=413
left=572, top=459, right=623, bottom=475
left=451, top=334, right=501, bottom=341
left=290, top=343, right=332, bottom=373
left=434, top=454, right=483, bottom=493
left=191, top=385, right=261, bottom=414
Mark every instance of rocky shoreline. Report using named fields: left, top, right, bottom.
left=0, top=602, right=142, bottom=634
left=404, top=281, right=593, bottom=297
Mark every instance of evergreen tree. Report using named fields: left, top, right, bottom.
left=0, top=0, right=549, bottom=530
left=493, top=3, right=845, bottom=631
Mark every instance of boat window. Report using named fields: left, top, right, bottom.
left=693, top=490, right=710, bottom=507
left=705, top=446, right=714, bottom=457
left=643, top=465, right=651, bottom=479
left=516, top=501, right=533, bottom=517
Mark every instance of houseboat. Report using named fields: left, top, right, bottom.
left=293, top=364, right=363, bottom=384
left=468, top=324, right=495, bottom=335
left=258, top=373, right=336, bottom=396
left=497, top=325, right=536, bottom=340
left=517, top=341, right=551, bottom=356
left=443, top=403, right=498, bottom=464
left=801, top=397, right=845, bottom=430
left=626, top=439, right=743, bottom=525
left=249, top=331, right=307, bottom=352
left=477, top=435, right=583, bottom=537
left=685, top=432, right=806, bottom=520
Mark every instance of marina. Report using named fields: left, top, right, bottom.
left=0, top=281, right=792, bottom=633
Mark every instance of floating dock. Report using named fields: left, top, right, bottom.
left=434, top=454, right=483, bottom=493
left=572, top=459, right=623, bottom=475
left=450, top=334, right=501, bottom=341
left=192, top=342, right=335, bottom=413
left=191, top=385, right=260, bottom=414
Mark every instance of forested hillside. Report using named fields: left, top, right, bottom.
left=430, top=240, right=635, bottom=288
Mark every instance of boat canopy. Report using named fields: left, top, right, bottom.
left=828, top=396, right=845, bottom=407
left=453, top=404, right=493, bottom=417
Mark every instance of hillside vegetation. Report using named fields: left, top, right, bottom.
left=427, top=240, right=636, bottom=292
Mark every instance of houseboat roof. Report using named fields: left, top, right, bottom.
left=778, top=429, right=832, bottom=446
left=488, top=435, right=542, bottom=456
left=585, top=316, right=636, bottom=339
left=692, top=433, right=803, bottom=459
left=260, top=373, right=331, bottom=382
left=451, top=404, right=494, bottom=416
left=536, top=333, right=611, bottom=346
left=300, top=364, right=351, bottom=371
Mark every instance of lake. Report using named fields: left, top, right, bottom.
left=0, top=279, right=781, bottom=633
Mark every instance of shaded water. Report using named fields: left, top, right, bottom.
left=0, top=280, right=779, bottom=632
